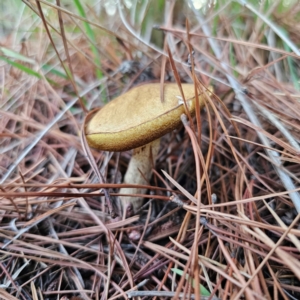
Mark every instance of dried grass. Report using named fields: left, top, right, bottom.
left=1, top=1, right=300, bottom=299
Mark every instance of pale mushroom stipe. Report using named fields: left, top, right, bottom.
left=85, top=83, right=208, bottom=216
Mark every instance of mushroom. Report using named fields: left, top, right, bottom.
left=85, top=83, right=207, bottom=216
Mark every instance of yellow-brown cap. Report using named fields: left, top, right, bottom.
left=85, top=83, right=207, bottom=152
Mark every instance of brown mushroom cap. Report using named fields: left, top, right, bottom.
left=85, top=83, right=206, bottom=152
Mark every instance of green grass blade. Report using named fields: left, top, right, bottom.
left=0, top=47, right=35, bottom=64
left=171, top=268, right=211, bottom=296
left=73, top=0, right=103, bottom=79
left=0, top=56, right=42, bottom=79
left=280, top=28, right=300, bottom=90
left=42, top=64, right=68, bottom=79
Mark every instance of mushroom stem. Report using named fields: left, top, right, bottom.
left=120, top=138, right=160, bottom=216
